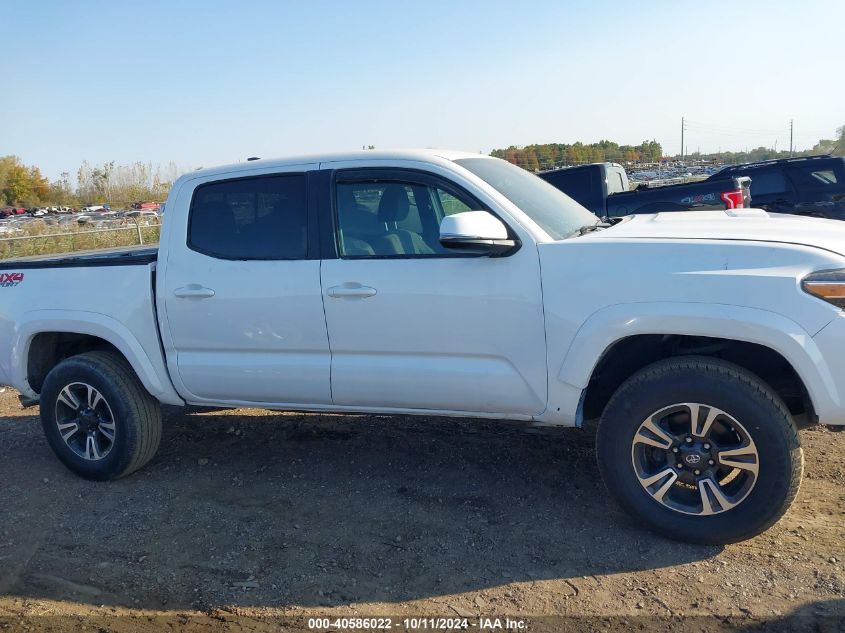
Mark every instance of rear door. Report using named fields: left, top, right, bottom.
left=161, top=166, right=332, bottom=405
left=786, top=161, right=845, bottom=218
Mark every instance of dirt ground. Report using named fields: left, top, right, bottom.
left=0, top=387, right=843, bottom=632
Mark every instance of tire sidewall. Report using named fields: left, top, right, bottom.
left=41, top=356, right=139, bottom=480
left=597, top=359, right=801, bottom=544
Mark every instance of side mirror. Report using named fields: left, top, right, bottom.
left=439, top=211, right=519, bottom=256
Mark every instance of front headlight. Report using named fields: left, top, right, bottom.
left=801, top=269, right=845, bottom=309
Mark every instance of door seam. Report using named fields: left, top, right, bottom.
left=318, top=258, right=334, bottom=403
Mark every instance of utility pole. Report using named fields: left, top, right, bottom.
left=789, top=119, right=794, bottom=156
left=681, top=116, right=685, bottom=161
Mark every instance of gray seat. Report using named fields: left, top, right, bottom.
left=376, top=185, right=434, bottom=256
left=336, top=187, right=380, bottom=256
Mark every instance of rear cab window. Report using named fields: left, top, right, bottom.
left=188, top=174, right=308, bottom=260
left=747, top=169, right=791, bottom=196
left=539, top=167, right=602, bottom=213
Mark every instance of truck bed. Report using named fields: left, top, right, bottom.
left=605, top=177, right=747, bottom=217
left=0, top=244, right=173, bottom=405
left=0, top=245, right=158, bottom=270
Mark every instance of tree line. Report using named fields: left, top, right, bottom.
left=492, top=125, right=844, bottom=171
left=0, top=156, right=184, bottom=208
left=491, top=140, right=664, bottom=171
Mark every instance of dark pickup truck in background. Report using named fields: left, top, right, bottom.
left=538, top=162, right=751, bottom=218
left=707, top=155, right=845, bottom=220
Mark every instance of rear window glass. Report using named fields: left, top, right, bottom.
left=540, top=169, right=595, bottom=204
left=747, top=169, right=789, bottom=196
left=189, top=174, right=307, bottom=260
left=789, top=165, right=841, bottom=188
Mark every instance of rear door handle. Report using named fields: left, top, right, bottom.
left=327, top=283, right=377, bottom=299
left=173, top=285, right=216, bottom=299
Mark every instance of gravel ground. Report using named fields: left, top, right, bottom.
left=0, top=387, right=843, bottom=632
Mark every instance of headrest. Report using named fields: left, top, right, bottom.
left=377, top=184, right=410, bottom=223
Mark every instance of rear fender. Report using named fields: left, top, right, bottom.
left=12, top=310, right=183, bottom=405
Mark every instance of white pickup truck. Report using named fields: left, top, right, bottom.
left=2, top=149, right=845, bottom=544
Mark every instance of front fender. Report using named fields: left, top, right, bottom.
left=11, top=310, right=183, bottom=405
left=540, top=302, right=837, bottom=426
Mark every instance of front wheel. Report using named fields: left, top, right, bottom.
left=40, top=351, right=162, bottom=480
left=596, top=356, right=803, bottom=544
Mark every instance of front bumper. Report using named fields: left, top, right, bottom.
left=811, top=313, right=845, bottom=425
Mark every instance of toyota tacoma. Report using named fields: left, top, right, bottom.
left=2, top=149, right=844, bottom=544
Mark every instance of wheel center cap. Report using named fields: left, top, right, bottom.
left=684, top=453, right=702, bottom=466
left=79, top=409, right=98, bottom=430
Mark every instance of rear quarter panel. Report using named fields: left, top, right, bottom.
left=0, top=264, right=182, bottom=404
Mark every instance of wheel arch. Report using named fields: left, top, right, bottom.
left=582, top=335, right=814, bottom=425
left=13, top=311, right=183, bottom=405
left=547, top=302, right=837, bottom=426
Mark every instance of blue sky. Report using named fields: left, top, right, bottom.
left=2, top=0, right=843, bottom=179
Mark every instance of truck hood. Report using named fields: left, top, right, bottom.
left=595, top=209, right=845, bottom=256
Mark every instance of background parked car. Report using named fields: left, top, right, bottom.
left=708, top=155, right=845, bottom=219
left=538, top=162, right=751, bottom=217
left=130, top=201, right=161, bottom=211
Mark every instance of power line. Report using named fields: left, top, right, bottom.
left=683, top=119, right=788, bottom=135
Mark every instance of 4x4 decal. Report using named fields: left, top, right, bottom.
left=0, top=272, right=24, bottom=287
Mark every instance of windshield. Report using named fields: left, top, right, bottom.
left=455, top=157, right=599, bottom=239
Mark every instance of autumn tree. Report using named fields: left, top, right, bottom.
left=0, top=156, right=50, bottom=206
left=77, top=160, right=183, bottom=205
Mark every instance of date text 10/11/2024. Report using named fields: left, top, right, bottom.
left=307, top=617, right=527, bottom=630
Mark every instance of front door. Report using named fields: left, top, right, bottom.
left=162, top=167, right=332, bottom=405
left=320, top=168, right=547, bottom=416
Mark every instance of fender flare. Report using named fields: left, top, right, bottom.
left=12, top=310, right=183, bottom=405
left=556, top=302, right=838, bottom=415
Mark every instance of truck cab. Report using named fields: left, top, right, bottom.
left=535, top=162, right=629, bottom=216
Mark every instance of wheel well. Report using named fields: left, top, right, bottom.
left=583, top=335, right=816, bottom=426
left=27, top=332, right=122, bottom=394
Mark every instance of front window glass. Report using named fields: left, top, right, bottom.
left=336, top=180, right=476, bottom=258
left=455, top=157, right=598, bottom=239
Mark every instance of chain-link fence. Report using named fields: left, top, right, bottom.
left=0, top=221, right=162, bottom=260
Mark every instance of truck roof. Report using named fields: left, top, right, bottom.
left=187, top=149, right=487, bottom=180
left=715, top=154, right=839, bottom=174
left=539, top=162, right=625, bottom=174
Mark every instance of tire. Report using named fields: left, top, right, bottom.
left=596, top=356, right=802, bottom=544
left=40, top=351, right=162, bottom=481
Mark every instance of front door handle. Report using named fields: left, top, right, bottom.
left=327, top=283, right=377, bottom=299
left=174, top=285, right=216, bottom=299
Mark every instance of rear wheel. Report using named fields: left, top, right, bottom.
left=40, top=351, right=162, bottom=480
left=596, top=356, right=802, bottom=544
